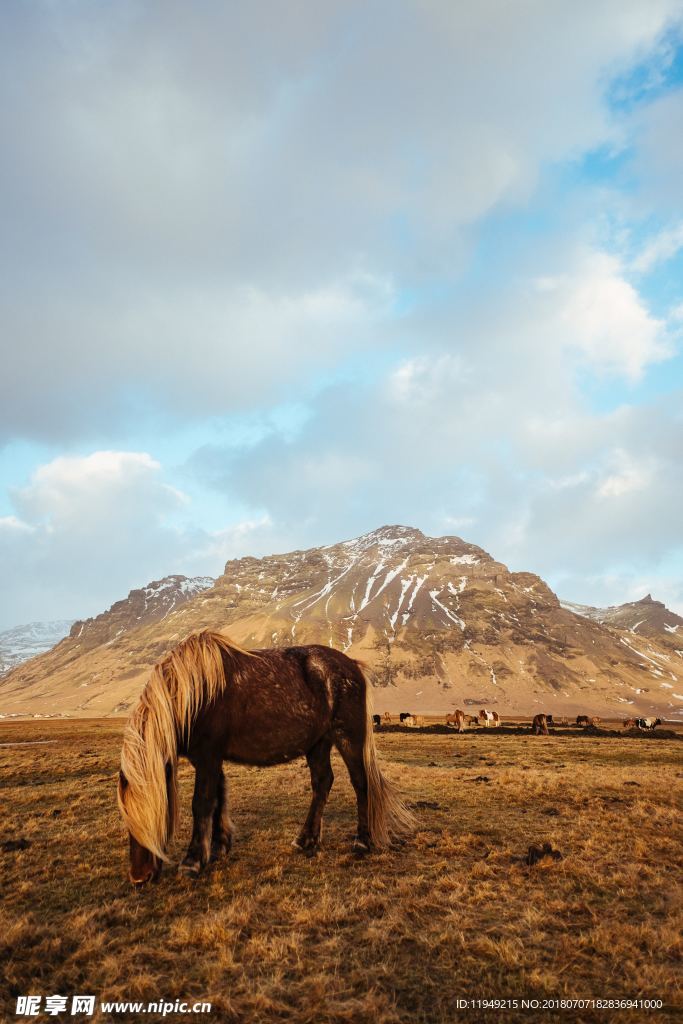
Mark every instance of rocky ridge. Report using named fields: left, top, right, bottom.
left=561, top=594, right=683, bottom=651
left=68, top=574, right=215, bottom=651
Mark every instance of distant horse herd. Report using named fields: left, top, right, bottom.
left=117, top=630, right=667, bottom=887
left=373, top=709, right=500, bottom=731
left=373, top=711, right=664, bottom=734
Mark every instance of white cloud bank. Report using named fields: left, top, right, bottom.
left=1, top=2, right=682, bottom=625
left=540, top=251, right=669, bottom=379
left=1, top=0, right=681, bottom=442
left=0, top=452, right=275, bottom=630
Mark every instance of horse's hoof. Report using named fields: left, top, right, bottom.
left=292, top=837, right=320, bottom=856
left=352, top=839, right=371, bottom=856
left=210, top=843, right=230, bottom=862
left=178, top=860, right=202, bottom=877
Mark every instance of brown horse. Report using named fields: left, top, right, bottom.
left=446, top=710, right=466, bottom=732
left=532, top=713, right=549, bottom=735
left=118, top=631, right=415, bottom=886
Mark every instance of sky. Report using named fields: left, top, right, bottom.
left=1, top=0, right=683, bottom=631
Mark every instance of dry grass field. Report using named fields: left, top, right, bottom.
left=1, top=718, right=681, bottom=1023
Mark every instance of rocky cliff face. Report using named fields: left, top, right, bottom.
left=1, top=527, right=681, bottom=720
left=68, top=575, right=215, bottom=651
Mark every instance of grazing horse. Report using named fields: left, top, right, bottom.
left=399, top=712, right=413, bottom=722
left=532, top=713, right=549, bottom=736
left=446, top=710, right=466, bottom=732
left=372, top=714, right=381, bottom=729
left=636, top=717, right=662, bottom=731
left=623, top=718, right=638, bottom=729
left=479, top=709, right=500, bottom=727
left=118, top=631, right=415, bottom=886
left=383, top=712, right=392, bottom=724
left=576, top=715, right=590, bottom=727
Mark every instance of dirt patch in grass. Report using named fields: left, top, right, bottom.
left=0, top=720, right=681, bottom=1023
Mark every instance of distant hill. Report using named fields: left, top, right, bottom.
left=1, top=527, right=681, bottom=720
left=0, top=620, right=74, bottom=676
left=561, top=594, right=683, bottom=650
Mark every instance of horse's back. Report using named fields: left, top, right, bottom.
left=191, top=644, right=366, bottom=766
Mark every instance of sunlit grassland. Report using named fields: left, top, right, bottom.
left=1, top=719, right=681, bottom=1023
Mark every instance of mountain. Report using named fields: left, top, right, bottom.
left=0, top=620, right=74, bottom=676
left=0, top=527, right=681, bottom=720
left=561, top=595, right=683, bottom=650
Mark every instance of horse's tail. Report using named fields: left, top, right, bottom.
left=359, top=664, right=417, bottom=848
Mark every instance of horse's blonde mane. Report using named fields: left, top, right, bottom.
left=117, top=630, right=251, bottom=860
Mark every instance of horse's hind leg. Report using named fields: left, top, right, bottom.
left=293, top=736, right=334, bottom=856
left=334, top=735, right=371, bottom=853
left=211, top=767, right=234, bottom=861
left=180, top=754, right=222, bottom=876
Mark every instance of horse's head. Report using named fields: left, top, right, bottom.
left=128, top=832, right=162, bottom=887
left=118, top=769, right=163, bottom=887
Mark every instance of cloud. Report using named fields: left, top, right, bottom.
left=597, top=449, right=654, bottom=497
left=631, top=222, right=683, bottom=272
left=536, top=250, right=669, bottom=379
left=632, top=87, right=683, bottom=214
left=1, top=0, right=681, bottom=443
left=491, top=397, right=683, bottom=599
left=0, top=451, right=274, bottom=630
left=13, top=450, right=172, bottom=524
left=0, top=515, right=34, bottom=534
left=0, top=273, right=395, bottom=443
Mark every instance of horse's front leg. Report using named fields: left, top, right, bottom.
left=180, top=755, right=222, bottom=877
left=210, top=766, right=234, bottom=861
